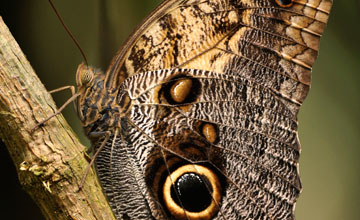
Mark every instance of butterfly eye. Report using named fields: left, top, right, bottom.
left=163, top=164, right=221, bottom=220
left=75, top=63, right=95, bottom=87
left=81, top=71, right=94, bottom=86
left=275, top=0, right=294, bottom=7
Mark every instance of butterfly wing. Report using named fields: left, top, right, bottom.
left=94, top=0, right=332, bottom=219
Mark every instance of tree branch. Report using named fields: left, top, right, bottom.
left=0, top=17, right=115, bottom=220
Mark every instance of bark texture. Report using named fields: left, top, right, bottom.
left=0, top=16, right=115, bottom=220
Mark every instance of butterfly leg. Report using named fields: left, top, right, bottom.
left=79, top=130, right=111, bottom=190
left=48, top=85, right=75, bottom=94
left=30, top=85, right=79, bottom=132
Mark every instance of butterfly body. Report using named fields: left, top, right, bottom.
left=74, top=0, right=332, bottom=219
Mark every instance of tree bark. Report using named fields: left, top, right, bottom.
left=0, top=17, right=115, bottom=220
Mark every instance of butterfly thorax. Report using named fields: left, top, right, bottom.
left=75, top=63, right=126, bottom=137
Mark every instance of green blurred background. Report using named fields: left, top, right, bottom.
left=0, top=0, right=359, bottom=219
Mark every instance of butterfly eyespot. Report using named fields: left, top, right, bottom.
left=162, top=75, right=201, bottom=105
left=200, top=123, right=218, bottom=144
left=170, top=78, right=193, bottom=103
left=275, top=0, right=294, bottom=7
left=163, top=164, right=221, bottom=220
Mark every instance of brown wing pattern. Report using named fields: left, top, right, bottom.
left=87, top=0, right=332, bottom=219
left=109, top=0, right=332, bottom=113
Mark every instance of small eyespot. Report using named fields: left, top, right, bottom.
left=201, top=123, right=218, bottom=144
left=275, top=0, right=294, bottom=7
left=163, top=164, right=221, bottom=220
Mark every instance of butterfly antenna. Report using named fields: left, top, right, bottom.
left=48, top=0, right=89, bottom=67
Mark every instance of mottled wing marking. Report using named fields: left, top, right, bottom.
left=111, top=0, right=331, bottom=112
left=95, top=129, right=164, bottom=220
left=92, top=0, right=332, bottom=219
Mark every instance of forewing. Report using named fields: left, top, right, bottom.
left=110, top=0, right=332, bottom=114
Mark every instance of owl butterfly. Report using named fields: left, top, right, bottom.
left=72, top=0, right=333, bottom=219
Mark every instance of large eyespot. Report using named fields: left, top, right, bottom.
left=163, top=164, right=221, bottom=220
left=275, top=0, right=293, bottom=7
left=162, top=75, right=201, bottom=105
left=170, top=78, right=193, bottom=103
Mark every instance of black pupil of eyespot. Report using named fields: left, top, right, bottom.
left=171, top=172, right=213, bottom=212
left=278, top=0, right=292, bottom=5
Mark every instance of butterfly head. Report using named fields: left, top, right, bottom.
left=75, top=63, right=95, bottom=88
left=74, top=63, right=108, bottom=128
